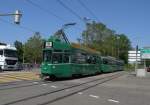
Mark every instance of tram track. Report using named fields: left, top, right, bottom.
left=39, top=72, right=122, bottom=105
left=2, top=71, right=124, bottom=105
left=0, top=72, right=119, bottom=91
left=0, top=80, right=53, bottom=91
left=0, top=74, right=99, bottom=90
left=0, top=73, right=41, bottom=89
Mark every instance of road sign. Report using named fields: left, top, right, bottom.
left=141, top=49, right=150, bottom=59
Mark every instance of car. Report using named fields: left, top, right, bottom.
left=147, top=67, right=150, bottom=72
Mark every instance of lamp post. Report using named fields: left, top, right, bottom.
left=116, top=35, right=120, bottom=59
left=0, top=10, right=22, bottom=24
left=83, top=17, right=92, bottom=46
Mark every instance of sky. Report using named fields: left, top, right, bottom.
left=0, top=0, right=150, bottom=48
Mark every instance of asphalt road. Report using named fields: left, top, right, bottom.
left=0, top=71, right=150, bottom=105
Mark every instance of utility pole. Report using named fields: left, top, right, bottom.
left=83, top=17, right=91, bottom=46
left=116, top=35, right=120, bottom=59
left=77, top=38, right=82, bottom=45
left=0, top=10, right=22, bottom=24
left=135, top=45, right=138, bottom=73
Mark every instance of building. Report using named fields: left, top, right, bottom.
left=128, top=50, right=141, bottom=64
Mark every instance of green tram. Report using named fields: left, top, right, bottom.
left=101, top=56, right=124, bottom=73
left=40, top=36, right=124, bottom=80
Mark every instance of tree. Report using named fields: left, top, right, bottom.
left=24, top=32, right=43, bottom=64
left=116, top=34, right=132, bottom=63
left=82, top=21, right=108, bottom=46
left=81, top=21, right=132, bottom=64
left=14, top=40, right=23, bottom=62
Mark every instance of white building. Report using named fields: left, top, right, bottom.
left=128, top=50, right=141, bottom=64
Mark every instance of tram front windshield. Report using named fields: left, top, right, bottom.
left=43, top=50, right=52, bottom=62
left=43, top=50, right=70, bottom=64
left=52, top=53, right=62, bottom=64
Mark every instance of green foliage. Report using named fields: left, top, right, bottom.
left=14, top=40, right=23, bottom=62
left=117, top=34, right=132, bottom=63
left=81, top=21, right=132, bottom=64
left=124, top=64, right=135, bottom=71
left=24, top=32, right=43, bottom=64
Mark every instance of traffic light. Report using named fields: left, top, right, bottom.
left=14, top=10, right=22, bottom=24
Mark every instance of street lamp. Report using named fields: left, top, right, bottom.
left=0, top=10, right=22, bottom=24
left=62, top=23, right=76, bottom=30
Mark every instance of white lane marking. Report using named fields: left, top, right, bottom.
left=89, top=95, right=99, bottom=99
left=41, top=84, right=48, bottom=86
left=51, top=85, right=57, bottom=88
left=108, top=99, right=120, bottom=103
left=33, top=82, right=38, bottom=84
left=78, top=92, right=83, bottom=95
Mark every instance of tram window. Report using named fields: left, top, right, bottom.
left=43, top=50, right=52, bottom=62
left=92, top=56, right=97, bottom=64
left=52, top=53, right=62, bottom=64
left=0, top=50, right=3, bottom=55
left=79, top=53, right=86, bottom=63
left=72, top=52, right=86, bottom=63
left=103, top=59, right=108, bottom=64
left=63, top=54, right=70, bottom=63
left=86, top=56, right=92, bottom=64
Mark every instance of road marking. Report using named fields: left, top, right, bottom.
left=51, top=85, right=57, bottom=88
left=89, top=94, right=99, bottom=99
left=78, top=92, right=83, bottom=95
left=33, top=82, right=39, bottom=84
left=108, top=99, right=120, bottom=103
left=41, top=84, right=48, bottom=86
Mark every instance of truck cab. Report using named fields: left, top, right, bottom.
left=0, top=44, right=18, bottom=71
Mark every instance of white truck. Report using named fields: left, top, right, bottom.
left=0, top=43, right=18, bottom=71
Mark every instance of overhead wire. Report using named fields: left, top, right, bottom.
left=25, top=0, right=66, bottom=23
left=0, top=18, right=46, bottom=35
left=77, top=0, right=99, bottom=21
left=56, top=0, right=84, bottom=23
left=25, top=0, right=83, bottom=33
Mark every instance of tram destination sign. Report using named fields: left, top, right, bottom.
left=45, top=42, right=53, bottom=48
left=141, top=49, right=150, bottom=59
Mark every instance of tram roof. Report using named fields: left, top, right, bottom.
left=71, top=43, right=100, bottom=55
left=102, top=56, right=124, bottom=62
left=45, top=36, right=101, bottom=55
